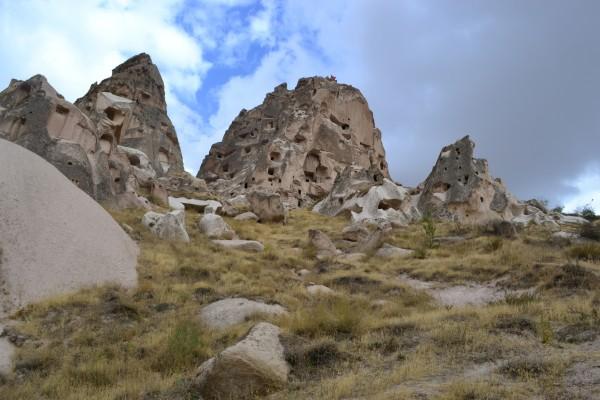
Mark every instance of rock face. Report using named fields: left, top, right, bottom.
left=248, top=191, right=287, bottom=223
left=199, top=298, right=287, bottom=330
left=197, top=76, right=390, bottom=208
left=417, top=136, right=522, bottom=223
left=75, top=53, right=184, bottom=175
left=0, top=139, right=138, bottom=317
left=0, top=53, right=185, bottom=207
left=313, top=165, right=420, bottom=227
left=196, top=322, right=289, bottom=399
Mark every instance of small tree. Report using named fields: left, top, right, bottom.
left=551, top=205, right=564, bottom=213
left=580, top=206, right=596, bottom=221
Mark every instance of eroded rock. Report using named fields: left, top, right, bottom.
left=198, top=214, right=237, bottom=239
left=142, top=210, right=189, bottom=242
left=197, top=77, right=390, bottom=208
left=195, top=322, right=289, bottom=399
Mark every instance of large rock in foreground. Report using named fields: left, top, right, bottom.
left=0, top=139, right=138, bottom=317
left=195, top=322, right=289, bottom=399
left=198, top=76, right=390, bottom=208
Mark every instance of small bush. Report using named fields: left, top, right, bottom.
left=484, top=237, right=504, bottom=252
left=422, top=214, right=437, bottom=248
left=288, top=297, right=368, bottom=338
left=153, top=320, right=208, bottom=374
left=544, top=264, right=600, bottom=290
left=566, top=243, right=600, bottom=261
left=580, top=223, right=600, bottom=241
left=500, top=356, right=555, bottom=379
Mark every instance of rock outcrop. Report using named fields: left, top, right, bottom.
left=313, top=165, right=420, bottom=227
left=198, top=214, right=237, bottom=239
left=199, top=298, right=287, bottom=330
left=75, top=53, right=184, bottom=175
left=0, top=53, right=186, bottom=207
left=195, top=322, right=289, bottom=399
left=0, top=139, right=138, bottom=317
left=417, top=136, right=522, bottom=223
left=197, top=76, right=390, bottom=208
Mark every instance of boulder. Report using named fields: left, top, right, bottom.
left=198, top=214, right=237, bottom=239
left=375, top=244, right=414, bottom=259
left=314, top=166, right=420, bottom=227
left=308, top=229, right=339, bottom=259
left=199, top=298, right=286, bottom=330
left=212, top=240, right=264, bottom=252
left=75, top=53, right=184, bottom=175
left=221, top=195, right=251, bottom=217
left=248, top=191, right=287, bottom=223
left=234, top=212, right=259, bottom=221
left=306, top=285, right=335, bottom=296
left=197, top=76, right=390, bottom=209
left=341, top=224, right=370, bottom=242
left=168, top=196, right=222, bottom=213
left=354, top=226, right=388, bottom=254
left=150, top=181, right=169, bottom=206
left=142, top=210, right=189, bottom=242
left=195, top=322, right=289, bottom=399
left=117, top=145, right=156, bottom=185
left=0, top=138, right=138, bottom=318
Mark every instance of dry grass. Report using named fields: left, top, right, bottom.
left=1, top=208, right=599, bottom=399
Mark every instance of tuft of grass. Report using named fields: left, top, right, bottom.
left=153, top=319, right=209, bottom=374
left=566, top=243, right=600, bottom=261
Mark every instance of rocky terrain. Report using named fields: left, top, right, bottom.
left=0, top=54, right=598, bottom=400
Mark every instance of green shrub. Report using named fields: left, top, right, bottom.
left=567, top=243, right=600, bottom=261
left=421, top=214, right=437, bottom=249
left=153, top=320, right=207, bottom=374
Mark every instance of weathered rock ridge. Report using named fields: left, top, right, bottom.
left=197, top=76, right=390, bottom=208
left=76, top=53, right=184, bottom=175
left=0, top=53, right=186, bottom=206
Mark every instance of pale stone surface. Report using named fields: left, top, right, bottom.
left=0, top=139, right=138, bottom=318
left=198, top=214, right=237, bottom=239
left=199, top=298, right=286, bottom=330
left=197, top=77, right=390, bottom=208
left=117, top=145, right=156, bottom=185
left=336, top=253, right=367, bottom=262
left=0, top=324, right=14, bottom=374
left=234, top=211, right=259, bottom=221
left=196, top=322, right=289, bottom=399
left=306, top=284, right=335, bottom=296
left=341, top=224, right=370, bottom=242
left=375, top=243, right=414, bottom=259
left=212, top=240, right=265, bottom=252
left=247, top=191, right=287, bottom=223
left=142, top=210, right=190, bottom=242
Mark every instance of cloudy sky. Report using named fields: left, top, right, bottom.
left=1, top=0, right=598, bottom=211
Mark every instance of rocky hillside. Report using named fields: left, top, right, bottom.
left=0, top=54, right=599, bottom=400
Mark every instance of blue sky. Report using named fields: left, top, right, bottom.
left=1, top=0, right=599, bottom=212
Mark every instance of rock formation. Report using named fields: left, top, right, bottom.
left=416, top=135, right=522, bottom=223
left=313, top=165, right=420, bottom=227
left=75, top=53, right=184, bottom=175
left=0, top=138, right=138, bottom=317
left=197, top=76, right=390, bottom=208
left=0, top=53, right=187, bottom=207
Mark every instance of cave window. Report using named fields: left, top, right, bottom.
left=373, top=174, right=381, bottom=182
left=216, top=153, right=223, bottom=159
left=244, top=182, right=248, bottom=189
left=456, top=148, right=461, bottom=155
left=270, top=151, right=281, bottom=161
left=464, top=175, right=469, bottom=183
left=298, top=189, right=302, bottom=195
left=105, top=107, right=118, bottom=121
left=480, top=197, right=484, bottom=203
left=458, top=166, right=462, bottom=170
left=268, top=167, right=275, bottom=175
left=222, top=164, right=229, bottom=173
left=67, top=161, right=73, bottom=166
left=244, top=147, right=251, bottom=154
left=55, top=104, right=69, bottom=115
left=298, top=199, right=303, bottom=207
left=278, top=178, right=282, bottom=183
left=128, top=154, right=140, bottom=167
left=114, top=177, right=121, bottom=183
left=380, top=161, right=385, bottom=170
left=99, top=134, right=113, bottom=153
left=252, top=177, right=256, bottom=182
left=338, top=198, right=344, bottom=205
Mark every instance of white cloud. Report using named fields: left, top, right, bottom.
left=562, top=166, right=600, bottom=213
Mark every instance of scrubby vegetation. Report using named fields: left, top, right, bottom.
left=1, top=207, right=599, bottom=399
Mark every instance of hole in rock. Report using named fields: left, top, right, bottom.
left=464, top=175, right=469, bottom=183
left=67, top=161, right=73, bottom=166
left=270, top=151, right=281, bottom=161
left=480, top=197, right=484, bottom=203
left=268, top=167, right=275, bottom=175
left=128, top=154, right=140, bottom=167
left=55, top=104, right=69, bottom=115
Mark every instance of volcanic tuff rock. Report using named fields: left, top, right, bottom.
left=0, top=138, right=138, bottom=318
left=197, top=76, right=390, bottom=208
left=76, top=53, right=184, bottom=175
left=417, top=135, right=522, bottom=223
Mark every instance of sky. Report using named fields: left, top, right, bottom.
left=0, top=0, right=598, bottom=212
